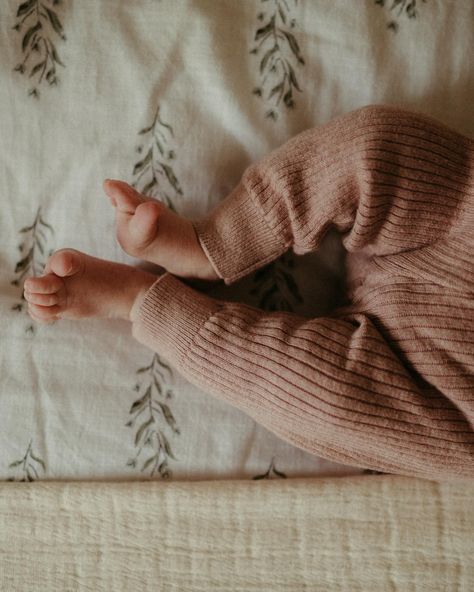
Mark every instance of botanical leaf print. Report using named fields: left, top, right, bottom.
left=252, top=457, right=287, bottom=480
left=7, top=440, right=46, bottom=482
left=12, top=0, right=67, bottom=98
left=11, top=206, right=55, bottom=334
left=132, top=105, right=183, bottom=214
left=250, top=250, right=303, bottom=312
left=250, top=0, right=305, bottom=121
left=126, top=354, right=179, bottom=479
left=374, top=0, right=427, bottom=32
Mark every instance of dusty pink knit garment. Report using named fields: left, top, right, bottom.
left=132, top=104, right=474, bottom=480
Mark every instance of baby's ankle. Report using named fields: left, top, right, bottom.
left=184, top=221, right=219, bottom=281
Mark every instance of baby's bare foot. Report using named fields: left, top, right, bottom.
left=23, top=248, right=156, bottom=324
left=103, top=179, right=219, bottom=281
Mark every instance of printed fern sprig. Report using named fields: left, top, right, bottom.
left=374, top=0, right=427, bottom=32
left=132, top=105, right=183, bottom=213
left=126, top=354, right=179, bottom=479
left=250, top=0, right=305, bottom=121
left=11, top=206, right=55, bottom=334
left=12, top=0, right=67, bottom=98
left=250, top=250, right=303, bottom=312
left=7, top=440, right=46, bottom=482
left=252, top=457, right=287, bottom=480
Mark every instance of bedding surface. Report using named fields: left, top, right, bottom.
left=1, top=474, right=474, bottom=590
left=1, top=0, right=473, bottom=481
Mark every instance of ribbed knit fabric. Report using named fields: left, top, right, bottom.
left=132, top=104, right=474, bottom=480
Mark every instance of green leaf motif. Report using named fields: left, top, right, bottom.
left=287, top=62, right=302, bottom=91
left=30, top=455, right=46, bottom=470
left=159, top=431, right=176, bottom=460
left=50, top=43, right=65, bottom=67
left=154, top=137, right=165, bottom=156
left=133, top=149, right=152, bottom=175
left=160, top=163, right=182, bottom=195
left=260, top=45, right=278, bottom=74
left=272, top=466, right=287, bottom=478
left=255, top=15, right=275, bottom=41
left=15, top=248, right=33, bottom=273
left=135, top=417, right=154, bottom=446
left=14, top=0, right=66, bottom=99
left=22, top=22, right=42, bottom=52
left=8, top=460, right=23, bottom=468
left=156, top=114, right=174, bottom=137
left=139, top=124, right=153, bottom=135
left=129, top=385, right=151, bottom=414
left=16, top=0, right=35, bottom=18
left=141, top=455, right=157, bottom=472
left=29, top=61, right=45, bottom=78
left=158, top=358, right=172, bottom=375
left=44, top=6, right=63, bottom=36
left=277, top=4, right=286, bottom=23
left=153, top=376, right=162, bottom=395
left=283, top=90, right=293, bottom=108
left=141, top=178, right=157, bottom=196
left=28, top=463, right=39, bottom=479
left=157, top=402, right=177, bottom=431
left=268, top=81, right=284, bottom=100
left=281, top=30, right=303, bottom=62
left=252, top=2, right=305, bottom=122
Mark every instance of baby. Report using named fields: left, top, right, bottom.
left=23, top=104, right=474, bottom=480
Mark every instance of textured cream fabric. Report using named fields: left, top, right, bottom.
left=1, top=475, right=474, bottom=591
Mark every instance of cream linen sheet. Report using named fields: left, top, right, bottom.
left=1, top=474, right=474, bottom=591
left=1, top=0, right=473, bottom=482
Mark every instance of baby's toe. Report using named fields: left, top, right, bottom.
left=24, top=290, right=61, bottom=307
left=28, top=303, right=61, bottom=323
left=24, top=273, right=63, bottom=295
left=46, top=249, right=84, bottom=278
left=129, top=201, right=162, bottom=247
left=104, top=180, right=144, bottom=214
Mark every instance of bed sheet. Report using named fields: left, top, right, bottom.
left=1, top=0, right=473, bottom=482
left=2, top=475, right=474, bottom=590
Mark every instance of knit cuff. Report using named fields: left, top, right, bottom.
left=131, top=272, right=222, bottom=368
left=192, top=178, right=289, bottom=285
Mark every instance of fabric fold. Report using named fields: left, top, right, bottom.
left=192, top=178, right=290, bottom=285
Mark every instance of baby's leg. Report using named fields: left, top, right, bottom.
left=24, top=249, right=156, bottom=323
left=199, top=104, right=472, bottom=285
left=104, top=105, right=472, bottom=287
left=103, top=180, right=218, bottom=281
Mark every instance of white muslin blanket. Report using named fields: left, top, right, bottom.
left=1, top=0, right=473, bottom=482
